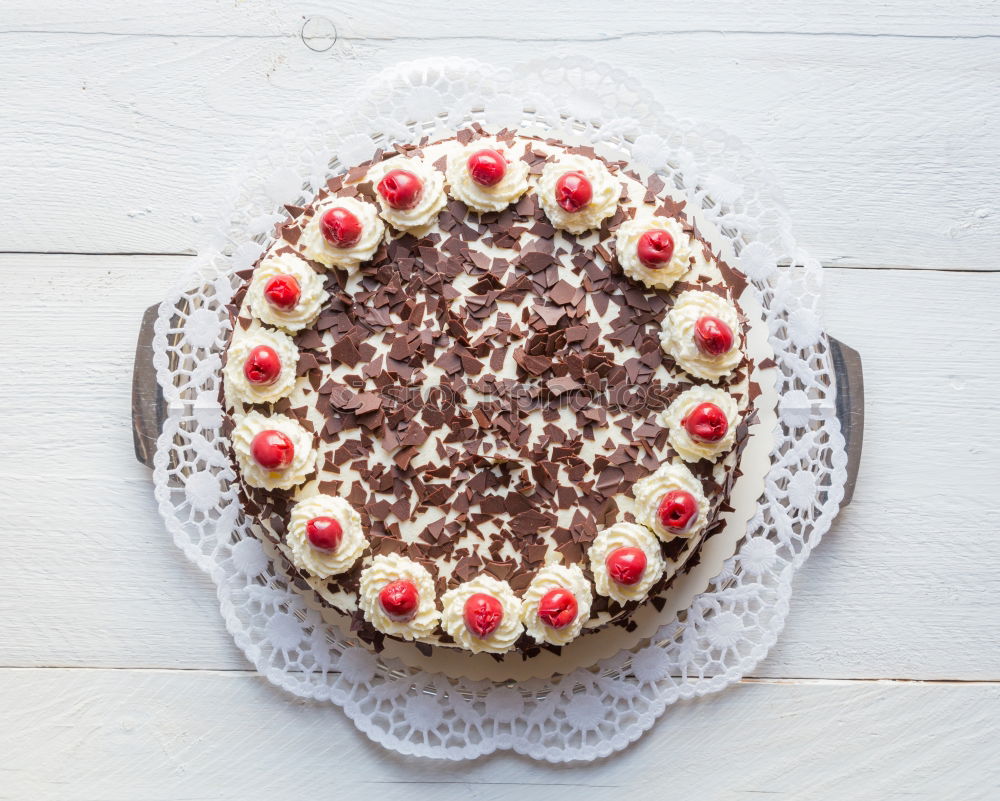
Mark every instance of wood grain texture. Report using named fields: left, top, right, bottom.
left=5, top=0, right=1000, bottom=36
left=2, top=669, right=997, bottom=800
left=758, top=266, right=1000, bottom=679
left=1, top=256, right=997, bottom=679
left=1, top=15, right=998, bottom=267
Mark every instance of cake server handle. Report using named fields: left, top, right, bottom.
left=827, top=336, right=864, bottom=506
left=132, top=303, right=166, bottom=468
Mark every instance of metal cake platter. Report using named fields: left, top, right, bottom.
left=827, top=337, right=864, bottom=505
left=131, top=300, right=864, bottom=507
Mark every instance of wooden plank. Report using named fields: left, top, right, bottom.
left=757, top=265, right=1000, bottom=679
left=1, top=33, right=997, bottom=268
left=0, top=255, right=248, bottom=669
left=1, top=668, right=997, bottom=799
left=4, top=0, right=999, bottom=37
left=0, top=255, right=996, bottom=679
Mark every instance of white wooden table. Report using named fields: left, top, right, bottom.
left=2, top=2, right=998, bottom=797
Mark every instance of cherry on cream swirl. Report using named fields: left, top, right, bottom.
left=247, top=253, right=327, bottom=332
left=631, top=461, right=710, bottom=541
left=587, top=522, right=666, bottom=604
left=537, top=153, right=620, bottom=234
left=444, top=138, right=530, bottom=213
left=223, top=325, right=299, bottom=405
left=358, top=553, right=440, bottom=640
left=369, top=156, right=447, bottom=232
left=299, top=195, right=385, bottom=270
left=660, top=290, right=743, bottom=382
left=287, top=495, right=366, bottom=578
left=615, top=214, right=694, bottom=290
left=661, top=385, right=740, bottom=463
left=520, top=563, right=593, bottom=646
left=439, top=575, right=524, bottom=654
left=231, top=410, right=316, bottom=491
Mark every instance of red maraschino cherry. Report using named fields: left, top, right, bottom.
left=657, top=490, right=699, bottom=532
left=305, top=516, right=343, bottom=551
left=694, top=315, right=735, bottom=356
left=555, top=171, right=592, bottom=213
left=320, top=206, right=363, bottom=248
left=250, top=429, right=294, bottom=470
left=379, top=579, right=419, bottom=621
left=467, top=148, right=507, bottom=187
left=683, top=402, right=729, bottom=443
left=263, top=274, right=301, bottom=310
left=538, top=587, right=578, bottom=629
left=463, top=593, right=504, bottom=638
left=242, top=344, right=281, bottom=386
left=605, top=547, right=647, bottom=586
left=377, top=169, right=423, bottom=210
left=636, top=229, right=675, bottom=268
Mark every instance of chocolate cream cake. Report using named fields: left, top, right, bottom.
left=221, top=126, right=763, bottom=657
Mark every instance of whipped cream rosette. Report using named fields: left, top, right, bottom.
left=287, top=495, right=366, bottom=578
left=615, top=213, right=694, bottom=290
left=231, top=410, right=316, bottom=491
left=440, top=575, right=524, bottom=654
left=370, top=155, right=447, bottom=232
left=537, top=153, right=620, bottom=234
left=246, top=252, right=327, bottom=332
left=223, top=324, right=298, bottom=405
left=520, top=564, right=593, bottom=647
left=445, top=137, right=530, bottom=213
left=299, top=195, right=385, bottom=270
left=662, top=385, right=740, bottom=463
left=588, top=523, right=665, bottom=604
left=631, top=461, right=710, bottom=541
left=661, top=289, right=743, bottom=381
left=358, top=554, right=441, bottom=640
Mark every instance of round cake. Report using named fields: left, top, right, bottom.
left=222, top=126, right=761, bottom=656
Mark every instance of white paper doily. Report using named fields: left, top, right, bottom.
left=151, top=58, right=848, bottom=762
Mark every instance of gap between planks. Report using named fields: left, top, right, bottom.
left=3, top=28, right=1000, bottom=42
